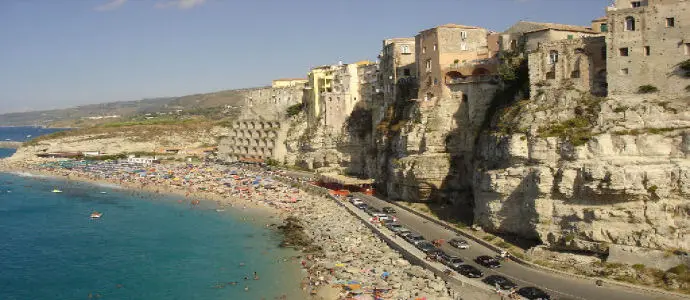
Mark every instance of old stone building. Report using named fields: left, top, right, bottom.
left=304, top=61, right=373, bottom=132
left=500, top=21, right=601, bottom=53
left=415, top=24, right=498, bottom=106
left=528, top=36, right=608, bottom=97
left=241, top=86, right=304, bottom=119
left=605, top=0, right=690, bottom=95
left=271, top=78, right=307, bottom=88
left=218, top=120, right=288, bottom=163
left=357, top=62, right=380, bottom=105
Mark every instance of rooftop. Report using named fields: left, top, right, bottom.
left=521, top=21, right=598, bottom=34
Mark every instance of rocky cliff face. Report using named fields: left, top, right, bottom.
left=473, top=90, right=690, bottom=253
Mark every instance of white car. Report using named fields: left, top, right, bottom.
left=371, top=213, right=397, bottom=222
left=350, top=198, right=364, bottom=205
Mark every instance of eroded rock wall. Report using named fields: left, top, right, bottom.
left=473, top=90, right=690, bottom=252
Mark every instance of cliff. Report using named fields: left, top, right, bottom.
left=474, top=90, right=690, bottom=253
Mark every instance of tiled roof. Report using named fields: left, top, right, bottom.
left=522, top=21, right=598, bottom=34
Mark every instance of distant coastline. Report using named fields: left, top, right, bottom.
left=0, top=141, right=22, bottom=149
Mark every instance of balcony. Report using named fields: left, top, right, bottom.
left=446, top=75, right=500, bottom=85
left=447, top=58, right=499, bottom=70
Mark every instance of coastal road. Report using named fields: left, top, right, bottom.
left=356, top=193, right=687, bottom=300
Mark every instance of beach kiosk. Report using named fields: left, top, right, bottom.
left=318, top=173, right=375, bottom=196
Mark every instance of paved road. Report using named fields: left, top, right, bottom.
left=356, top=193, right=687, bottom=300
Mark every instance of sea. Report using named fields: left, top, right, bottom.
left=0, top=127, right=305, bottom=299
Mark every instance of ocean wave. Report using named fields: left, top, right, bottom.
left=11, top=172, right=49, bottom=178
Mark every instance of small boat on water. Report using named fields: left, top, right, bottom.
left=90, top=211, right=103, bottom=219
left=52, top=189, right=62, bottom=193
left=100, top=192, right=107, bottom=194
left=215, top=208, right=225, bottom=212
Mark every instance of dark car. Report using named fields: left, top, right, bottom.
left=404, top=233, right=425, bottom=245
left=416, top=241, right=436, bottom=253
left=382, top=207, right=396, bottom=214
left=385, top=222, right=404, bottom=232
left=366, top=207, right=382, bottom=215
left=482, top=275, right=517, bottom=290
left=475, top=255, right=501, bottom=268
left=456, top=264, right=483, bottom=278
left=517, top=287, right=551, bottom=300
left=448, top=238, right=469, bottom=249
left=354, top=203, right=368, bottom=210
left=438, top=253, right=464, bottom=269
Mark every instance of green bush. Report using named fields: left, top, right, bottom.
left=538, top=116, right=593, bottom=146
left=632, top=264, right=646, bottom=271
left=678, top=59, right=690, bottom=77
left=637, top=85, right=659, bottom=94
left=685, top=85, right=690, bottom=92
left=667, top=264, right=688, bottom=275
left=286, top=103, right=303, bottom=117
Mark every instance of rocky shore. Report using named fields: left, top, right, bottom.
left=0, top=157, right=455, bottom=299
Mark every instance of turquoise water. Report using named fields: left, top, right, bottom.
left=0, top=173, right=305, bottom=299
left=0, top=148, right=16, bottom=158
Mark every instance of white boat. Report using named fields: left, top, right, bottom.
left=100, top=192, right=107, bottom=194
left=90, top=211, right=103, bottom=219
left=52, top=189, right=62, bottom=193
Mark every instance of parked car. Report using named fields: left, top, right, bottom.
left=382, top=207, right=396, bottom=214
left=396, top=228, right=412, bottom=237
left=448, top=238, right=470, bottom=249
left=455, top=264, right=483, bottom=278
left=354, top=203, right=368, bottom=210
left=385, top=222, right=404, bottom=232
left=366, top=207, right=382, bottom=215
left=475, top=255, right=501, bottom=268
left=482, top=275, right=517, bottom=290
left=517, top=287, right=551, bottom=300
left=371, top=213, right=397, bottom=222
left=416, top=241, right=437, bottom=253
left=404, top=233, right=426, bottom=245
left=438, top=253, right=464, bottom=269
left=350, top=198, right=363, bottom=205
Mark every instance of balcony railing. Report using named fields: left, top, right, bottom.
left=446, top=75, right=500, bottom=85
left=447, top=58, right=499, bottom=69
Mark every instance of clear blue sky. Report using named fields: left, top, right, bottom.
left=0, top=0, right=608, bottom=113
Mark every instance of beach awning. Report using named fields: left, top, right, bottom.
left=320, top=173, right=374, bottom=186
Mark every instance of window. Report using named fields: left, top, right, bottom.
left=509, top=39, right=517, bottom=50
left=619, top=47, right=629, bottom=56
left=425, top=59, right=432, bottom=72
left=571, top=70, right=581, bottom=78
left=600, top=23, right=608, bottom=32
left=549, top=50, right=559, bottom=64
left=643, top=46, right=650, bottom=56
left=400, top=45, right=411, bottom=54
left=666, top=18, right=675, bottom=27
left=546, top=71, right=555, bottom=80
left=460, top=31, right=467, bottom=39
left=460, top=43, right=468, bottom=51
left=433, top=78, right=438, bottom=85
left=631, top=1, right=641, bottom=7
left=625, top=16, right=635, bottom=31
left=422, top=46, right=427, bottom=54
left=403, top=68, right=410, bottom=76
left=462, top=94, right=468, bottom=102
left=685, top=43, right=690, bottom=55
left=567, top=34, right=574, bottom=40
left=620, top=68, right=629, bottom=75
left=433, top=43, right=437, bottom=51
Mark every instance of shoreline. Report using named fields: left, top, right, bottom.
left=0, top=158, right=456, bottom=299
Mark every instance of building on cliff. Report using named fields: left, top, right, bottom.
left=374, top=38, right=418, bottom=130
left=528, top=36, right=608, bottom=97
left=305, top=61, right=375, bottom=132
left=415, top=24, right=500, bottom=106
left=217, top=120, right=288, bottom=163
left=499, top=21, right=601, bottom=53
left=605, top=0, right=690, bottom=95
left=271, top=78, right=308, bottom=88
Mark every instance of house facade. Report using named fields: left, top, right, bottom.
left=605, top=0, right=690, bottom=95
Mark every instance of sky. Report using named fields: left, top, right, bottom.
left=0, top=0, right=609, bottom=114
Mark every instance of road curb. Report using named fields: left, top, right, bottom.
left=358, top=193, right=690, bottom=300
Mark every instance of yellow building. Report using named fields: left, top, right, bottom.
left=305, top=61, right=374, bottom=129
left=271, top=78, right=308, bottom=88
